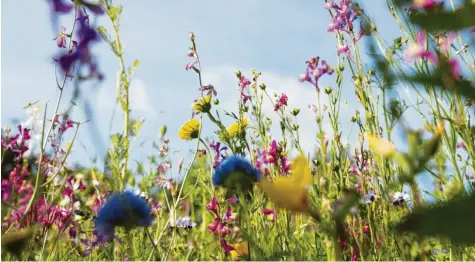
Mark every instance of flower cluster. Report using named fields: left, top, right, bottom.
left=325, top=0, right=364, bottom=35
left=299, top=56, right=334, bottom=90
left=274, top=93, right=288, bottom=111
left=210, top=141, right=228, bottom=168
left=206, top=197, right=239, bottom=255
left=255, top=140, right=291, bottom=177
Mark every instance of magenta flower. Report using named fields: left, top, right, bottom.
left=53, top=25, right=68, bottom=48
left=412, top=0, right=444, bottom=11
left=299, top=56, right=334, bottom=90
left=206, top=197, right=218, bottom=216
left=227, top=194, right=239, bottom=204
left=221, top=239, right=234, bottom=253
left=157, top=162, right=171, bottom=174
left=210, top=141, right=227, bottom=168
left=223, top=206, right=236, bottom=221
left=448, top=58, right=461, bottom=80
left=238, top=76, right=251, bottom=89
left=208, top=218, right=220, bottom=231
left=336, top=41, right=352, bottom=59
left=404, top=30, right=437, bottom=64
left=456, top=141, right=467, bottom=149
left=262, top=208, right=275, bottom=222
left=325, top=0, right=363, bottom=34
left=274, top=93, right=288, bottom=111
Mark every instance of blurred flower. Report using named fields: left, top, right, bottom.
left=299, top=56, right=334, bottom=90
left=53, top=25, right=68, bottom=48
left=178, top=118, right=200, bottom=141
left=262, top=208, right=275, bottom=222
left=200, top=84, right=217, bottom=96
left=336, top=41, right=352, bottom=59
left=221, top=239, right=234, bottom=254
left=404, top=30, right=437, bottom=64
left=227, top=117, right=248, bottom=137
left=437, top=32, right=456, bottom=54
left=210, top=141, right=228, bottom=168
left=412, top=0, right=444, bottom=11
left=227, top=194, right=239, bottom=204
left=212, top=156, right=262, bottom=188
left=362, top=189, right=376, bottom=204
left=367, top=134, right=396, bottom=157
left=238, top=76, right=251, bottom=89
left=206, top=197, right=219, bottom=216
left=274, top=93, right=288, bottom=111
left=456, top=141, right=467, bottom=149
left=185, top=60, right=198, bottom=71
left=157, top=162, right=171, bottom=174
left=176, top=216, right=197, bottom=229
left=448, top=58, right=461, bottom=80
left=156, top=175, right=174, bottom=190
left=258, top=155, right=313, bottom=213
left=94, top=191, right=154, bottom=240
left=50, top=0, right=73, bottom=13
left=392, top=192, right=410, bottom=206
left=231, top=241, right=249, bottom=261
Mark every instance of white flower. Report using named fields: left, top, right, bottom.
left=176, top=216, right=196, bottom=228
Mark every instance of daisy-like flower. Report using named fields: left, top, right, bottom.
left=94, top=191, right=154, bottom=240
left=230, top=241, right=249, bottom=261
left=178, top=118, right=201, bottom=141
left=258, top=155, right=313, bottom=213
left=226, top=117, right=248, bottom=137
left=362, top=189, right=376, bottom=204
left=175, top=216, right=197, bottom=229
left=212, top=156, right=262, bottom=191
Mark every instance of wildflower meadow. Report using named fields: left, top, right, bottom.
left=2, top=0, right=475, bottom=261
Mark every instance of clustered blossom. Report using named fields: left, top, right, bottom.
left=206, top=197, right=238, bottom=255
left=157, top=162, right=171, bottom=174
left=405, top=30, right=461, bottom=80
left=156, top=175, right=175, bottom=190
left=185, top=32, right=199, bottom=71
left=238, top=75, right=252, bottom=104
left=274, top=93, right=288, bottom=111
left=325, top=0, right=366, bottom=39
left=255, top=140, right=291, bottom=177
left=299, top=56, right=334, bottom=90
left=210, top=141, right=228, bottom=168
left=54, top=6, right=104, bottom=81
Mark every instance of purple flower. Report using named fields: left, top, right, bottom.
left=238, top=76, right=251, bottom=89
left=392, top=192, right=410, bottom=206
left=206, top=197, right=218, bottom=216
left=456, top=141, right=467, bottom=150
left=336, top=41, right=352, bottom=59
left=325, top=0, right=363, bottom=34
left=185, top=60, right=198, bottom=71
left=210, top=141, right=227, bottom=168
left=200, top=84, right=217, bottom=96
left=157, top=162, right=171, bottom=174
left=221, top=239, right=234, bottom=254
left=50, top=0, right=74, bottom=14
left=299, top=56, right=334, bottom=90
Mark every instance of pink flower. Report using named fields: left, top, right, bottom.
left=238, top=76, right=251, bottom=89
left=157, top=162, right=171, bottom=174
left=262, top=208, right=275, bottom=222
left=274, top=93, right=288, bottom=111
left=438, top=32, right=456, bottom=54
left=404, top=30, right=438, bottom=64
left=223, top=206, right=236, bottom=221
left=456, top=141, right=467, bottom=149
left=448, top=58, right=461, bottom=80
left=187, top=50, right=195, bottom=57
left=53, top=25, right=68, bottom=48
left=207, top=218, right=220, bottom=232
left=412, top=0, right=444, bottom=11
left=336, top=41, right=352, bottom=59
left=300, top=56, right=334, bottom=90
left=185, top=60, right=198, bottom=71
left=227, top=194, right=239, bottom=204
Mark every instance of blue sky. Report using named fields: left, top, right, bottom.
left=3, top=0, right=442, bottom=193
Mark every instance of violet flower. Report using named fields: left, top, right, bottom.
left=404, top=30, right=438, bottom=64
left=299, top=56, right=334, bottom=90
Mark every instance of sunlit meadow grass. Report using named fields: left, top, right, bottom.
left=2, top=0, right=475, bottom=261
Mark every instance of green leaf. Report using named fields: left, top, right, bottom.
left=106, top=4, right=123, bottom=22
left=397, top=193, right=475, bottom=244
left=97, top=25, right=111, bottom=43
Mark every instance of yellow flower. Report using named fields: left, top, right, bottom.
left=231, top=241, right=249, bottom=261
left=227, top=117, right=248, bottom=137
left=178, top=118, right=200, bottom=141
left=192, top=95, right=212, bottom=113
left=258, top=155, right=313, bottom=213
left=367, top=134, right=396, bottom=157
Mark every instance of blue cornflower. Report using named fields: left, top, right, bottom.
left=94, top=191, right=154, bottom=240
left=212, top=156, right=262, bottom=189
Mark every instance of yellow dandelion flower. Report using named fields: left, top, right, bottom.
left=227, top=117, right=248, bottom=137
left=178, top=118, right=200, bottom=141
left=367, top=134, right=396, bottom=157
left=258, top=155, right=313, bottom=213
left=231, top=241, right=249, bottom=261
left=192, top=95, right=212, bottom=114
